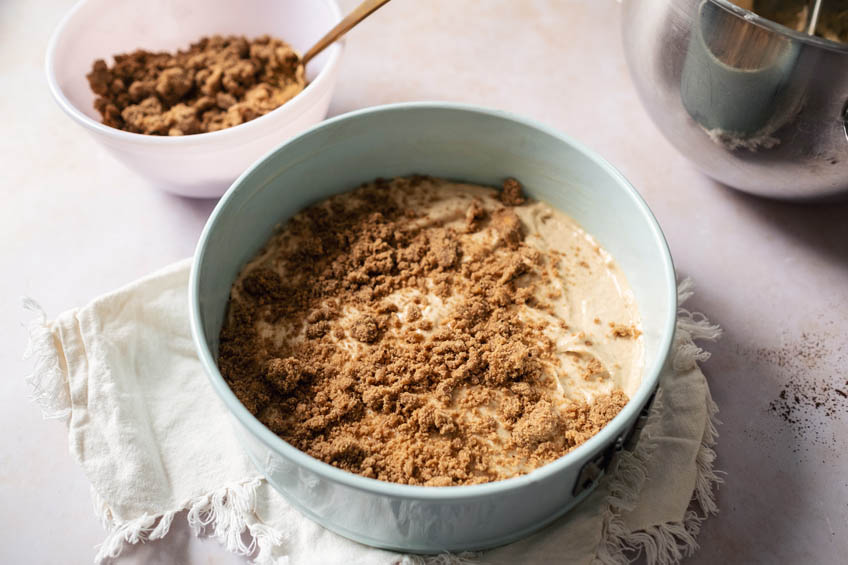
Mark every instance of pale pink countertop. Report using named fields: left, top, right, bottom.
left=2, top=0, right=846, bottom=563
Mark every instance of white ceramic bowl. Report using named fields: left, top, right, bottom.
left=190, top=103, right=677, bottom=552
left=45, top=0, right=342, bottom=198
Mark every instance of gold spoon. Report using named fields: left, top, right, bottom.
left=806, top=0, right=823, bottom=35
left=301, top=0, right=393, bottom=66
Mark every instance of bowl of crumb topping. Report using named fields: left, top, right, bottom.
left=190, top=103, right=677, bottom=552
left=45, top=0, right=342, bottom=198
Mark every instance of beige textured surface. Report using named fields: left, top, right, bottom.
left=3, top=0, right=847, bottom=563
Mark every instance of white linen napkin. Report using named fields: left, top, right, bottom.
left=24, top=259, right=722, bottom=565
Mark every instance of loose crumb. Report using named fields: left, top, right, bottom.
left=610, top=322, right=641, bottom=339
left=500, top=178, right=526, bottom=206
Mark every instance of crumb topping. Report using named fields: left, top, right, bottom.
left=218, top=176, right=638, bottom=485
left=86, top=35, right=305, bottom=135
left=610, top=322, right=642, bottom=339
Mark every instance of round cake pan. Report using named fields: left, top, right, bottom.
left=189, top=102, right=677, bottom=553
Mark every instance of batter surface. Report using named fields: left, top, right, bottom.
left=218, top=176, right=643, bottom=486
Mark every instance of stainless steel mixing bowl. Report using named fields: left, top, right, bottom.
left=622, top=0, right=848, bottom=200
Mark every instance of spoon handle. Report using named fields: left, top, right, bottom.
left=807, top=0, right=823, bottom=35
left=302, top=0, right=392, bottom=65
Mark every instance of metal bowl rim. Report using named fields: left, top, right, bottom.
left=709, top=0, right=848, bottom=54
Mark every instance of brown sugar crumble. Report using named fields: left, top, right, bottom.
left=218, top=176, right=634, bottom=486
left=500, top=177, right=526, bottom=206
left=610, top=322, right=642, bottom=339
left=86, top=35, right=305, bottom=135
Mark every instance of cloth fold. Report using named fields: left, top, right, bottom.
left=23, top=261, right=722, bottom=565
